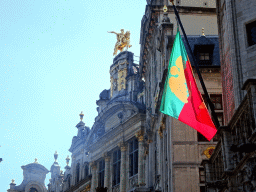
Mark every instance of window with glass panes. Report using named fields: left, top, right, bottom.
left=216, top=113, right=223, bottom=126
left=129, top=138, right=138, bottom=177
left=199, top=52, right=210, bottom=61
left=98, top=160, right=105, bottom=187
left=76, top=163, right=80, bottom=184
left=199, top=167, right=206, bottom=183
left=84, top=164, right=89, bottom=178
left=211, top=94, right=222, bottom=110
left=246, top=20, right=256, bottom=47
left=113, top=149, right=121, bottom=186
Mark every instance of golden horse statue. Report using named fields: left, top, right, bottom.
left=108, top=29, right=132, bottom=56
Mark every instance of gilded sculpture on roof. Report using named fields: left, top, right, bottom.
left=108, top=29, right=132, bottom=56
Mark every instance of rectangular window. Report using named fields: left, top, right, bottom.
left=129, top=138, right=138, bottom=177
left=216, top=113, right=223, bottom=126
left=199, top=52, right=210, bottom=61
left=98, top=160, right=105, bottom=187
left=113, top=149, right=121, bottom=186
left=199, top=167, right=205, bottom=183
left=246, top=20, right=256, bottom=47
left=211, top=94, right=223, bottom=110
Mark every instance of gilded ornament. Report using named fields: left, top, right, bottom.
left=163, top=5, right=168, bottom=12
left=108, top=29, right=132, bottom=56
left=203, top=146, right=215, bottom=159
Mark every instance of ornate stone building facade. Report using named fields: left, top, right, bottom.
left=7, top=159, right=49, bottom=192
left=139, top=1, right=221, bottom=192
left=47, top=51, right=146, bottom=192
left=201, top=0, right=256, bottom=191
left=7, top=1, right=225, bottom=192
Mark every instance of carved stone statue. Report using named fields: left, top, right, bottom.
left=108, top=29, right=132, bottom=56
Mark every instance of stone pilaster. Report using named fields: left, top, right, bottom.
left=136, top=130, right=145, bottom=185
left=90, top=162, right=97, bottom=192
left=119, top=142, right=127, bottom=192
left=104, top=156, right=111, bottom=190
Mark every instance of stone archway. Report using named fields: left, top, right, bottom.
left=25, top=181, right=46, bottom=192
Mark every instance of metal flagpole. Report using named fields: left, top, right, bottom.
left=169, top=0, right=220, bottom=129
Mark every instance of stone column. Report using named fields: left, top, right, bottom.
left=136, top=130, right=144, bottom=185
left=120, top=142, right=127, bottom=192
left=104, top=156, right=110, bottom=190
left=90, top=162, right=97, bottom=192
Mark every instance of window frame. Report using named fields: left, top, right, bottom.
left=98, top=159, right=105, bottom=187
left=246, top=20, right=256, bottom=47
left=199, top=167, right=206, bottom=184
left=84, top=163, right=89, bottom=179
left=129, top=138, right=138, bottom=177
left=76, top=163, right=80, bottom=184
left=113, top=149, right=121, bottom=186
left=210, top=94, right=223, bottom=110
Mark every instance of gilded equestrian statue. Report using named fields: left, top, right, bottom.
left=108, top=29, right=132, bottom=56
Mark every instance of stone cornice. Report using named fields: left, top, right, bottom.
left=87, top=113, right=145, bottom=151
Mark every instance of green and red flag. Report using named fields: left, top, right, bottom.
left=160, top=31, right=217, bottom=141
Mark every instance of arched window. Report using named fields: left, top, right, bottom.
left=68, top=175, right=71, bottom=188
left=76, top=163, right=80, bottom=184
left=84, top=164, right=89, bottom=178
left=29, top=188, right=38, bottom=192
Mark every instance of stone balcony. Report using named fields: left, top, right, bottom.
left=202, top=79, right=256, bottom=191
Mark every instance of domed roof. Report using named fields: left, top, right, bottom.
left=99, top=89, right=110, bottom=100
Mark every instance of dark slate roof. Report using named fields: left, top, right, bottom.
left=182, top=35, right=220, bottom=67
left=99, top=89, right=110, bottom=100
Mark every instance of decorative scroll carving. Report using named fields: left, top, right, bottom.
left=129, top=175, right=138, bottom=189
left=158, top=116, right=166, bottom=138
left=112, top=184, right=120, bottom=192
left=135, top=130, right=144, bottom=142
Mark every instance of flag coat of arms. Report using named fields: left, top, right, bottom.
left=160, top=31, right=217, bottom=141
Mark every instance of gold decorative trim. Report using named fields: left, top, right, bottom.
left=135, top=130, right=144, bottom=142
left=118, top=142, right=127, bottom=151
left=158, top=116, right=166, bottom=138
left=118, top=68, right=127, bottom=91
left=203, top=146, right=215, bottom=159
left=90, top=161, right=97, bottom=169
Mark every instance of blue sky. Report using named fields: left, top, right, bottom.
left=0, top=0, right=146, bottom=190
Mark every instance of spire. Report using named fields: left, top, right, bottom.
left=34, top=158, right=38, bottom=164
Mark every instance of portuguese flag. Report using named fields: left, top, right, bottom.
left=160, top=31, right=217, bottom=141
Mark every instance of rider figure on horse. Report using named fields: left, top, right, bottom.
left=108, top=29, right=131, bottom=56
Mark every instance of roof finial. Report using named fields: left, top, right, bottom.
left=34, top=158, right=38, bottom=164
left=66, top=155, right=70, bottom=166
left=163, top=5, right=168, bottom=12
left=11, top=179, right=15, bottom=184
left=54, top=151, right=58, bottom=162
left=202, top=27, right=205, bottom=36
left=79, top=111, right=84, bottom=121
